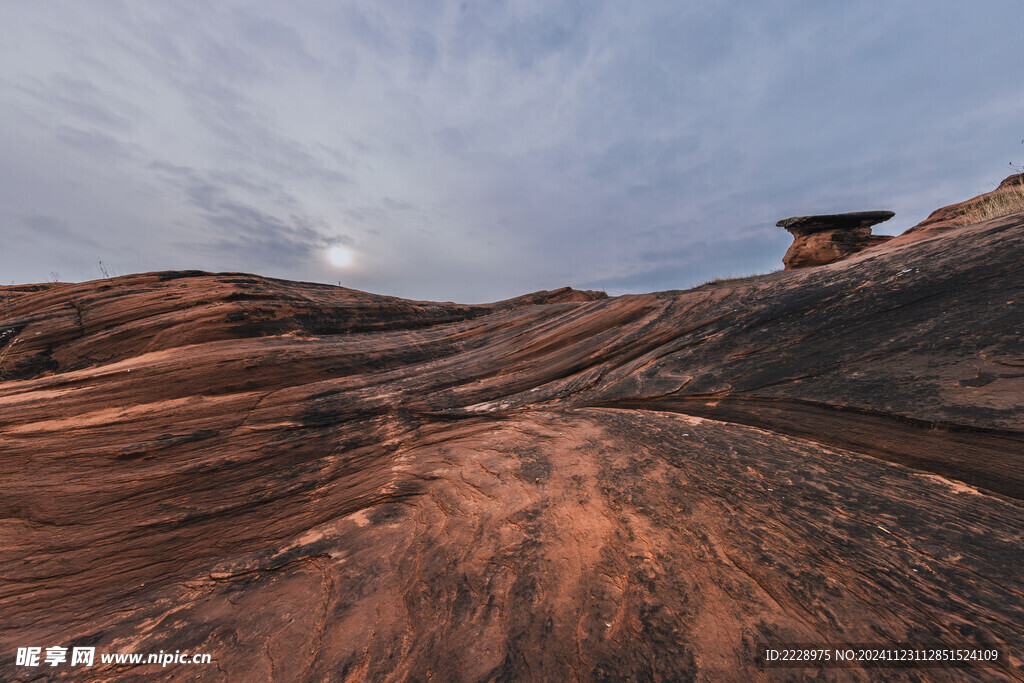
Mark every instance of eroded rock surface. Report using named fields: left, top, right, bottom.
left=778, top=210, right=895, bottom=269
left=1, top=213, right=1023, bottom=680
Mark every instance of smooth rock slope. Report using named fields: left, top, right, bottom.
left=1, top=207, right=1023, bottom=680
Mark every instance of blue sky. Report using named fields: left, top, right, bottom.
left=1, top=1, right=1022, bottom=301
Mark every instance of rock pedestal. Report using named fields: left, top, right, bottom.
left=778, top=210, right=894, bottom=269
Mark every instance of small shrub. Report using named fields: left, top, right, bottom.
left=696, top=270, right=781, bottom=288
left=953, top=139, right=1024, bottom=225
left=0, top=336, right=21, bottom=380
left=952, top=175, right=1024, bottom=226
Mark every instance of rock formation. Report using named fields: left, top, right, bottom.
left=778, top=210, right=894, bottom=269
left=1, top=199, right=1023, bottom=679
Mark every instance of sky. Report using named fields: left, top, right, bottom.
left=1, top=1, right=1022, bottom=302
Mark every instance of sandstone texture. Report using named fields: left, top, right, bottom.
left=2, top=210, right=1024, bottom=680
left=778, top=210, right=895, bottom=269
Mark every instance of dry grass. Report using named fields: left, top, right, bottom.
left=0, top=335, right=21, bottom=380
left=953, top=176, right=1024, bottom=226
left=696, top=269, right=782, bottom=288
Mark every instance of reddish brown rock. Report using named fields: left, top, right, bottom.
left=778, top=210, right=895, bottom=269
left=1, top=207, right=1023, bottom=679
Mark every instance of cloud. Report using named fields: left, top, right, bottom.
left=23, top=214, right=100, bottom=249
left=1, top=1, right=1022, bottom=299
left=13, top=73, right=139, bottom=131
left=146, top=161, right=342, bottom=269
left=187, top=209, right=326, bottom=269
left=582, top=223, right=791, bottom=294
left=54, top=126, right=136, bottom=160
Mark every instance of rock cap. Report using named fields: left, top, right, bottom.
left=777, top=211, right=895, bottom=235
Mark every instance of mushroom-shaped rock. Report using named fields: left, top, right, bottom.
left=777, top=210, right=895, bottom=269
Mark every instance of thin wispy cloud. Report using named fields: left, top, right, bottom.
left=1, top=1, right=1021, bottom=300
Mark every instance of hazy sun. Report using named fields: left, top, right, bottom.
left=326, top=245, right=354, bottom=268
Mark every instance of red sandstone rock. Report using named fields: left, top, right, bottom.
left=1, top=204, right=1023, bottom=680
left=777, top=211, right=894, bottom=269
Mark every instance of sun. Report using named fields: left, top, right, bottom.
left=326, top=245, right=354, bottom=268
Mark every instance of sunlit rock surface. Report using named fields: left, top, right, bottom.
left=1, top=209, right=1023, bottom=680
